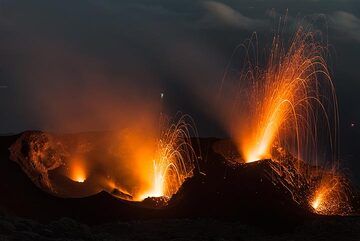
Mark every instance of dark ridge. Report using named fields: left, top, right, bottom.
left=0, top=132, right=358, bottom=231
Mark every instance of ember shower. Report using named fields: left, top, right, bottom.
left=217, top=25, right=350, bottom=215
left=90, top=113, right=198, bottom=201
left=8, top=22, right=353, bottom=215
left=8, top=113, right=198, bottom=202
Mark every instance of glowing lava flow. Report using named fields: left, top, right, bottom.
left=139, top=115, right=198, bottom=200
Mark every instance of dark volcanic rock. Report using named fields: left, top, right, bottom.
left=9, top=131, right=67, bottom=193
left=1, top=213, right=360, bottom=240
left=142, top=196, right=169, bottom=208
left=166, top=159, right=314, bottom=229
left=1, top=132, right=359, bottom=229
left=212, top=139, right=242, bottom=163
left=111, top=188, right=133, bottom=201
left=7, top=131, right=112, bottom=198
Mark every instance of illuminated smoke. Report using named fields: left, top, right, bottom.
left=68, top=158, right=87, bottom=183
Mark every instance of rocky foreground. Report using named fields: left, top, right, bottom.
left=0, top=213, right=359, bottom=241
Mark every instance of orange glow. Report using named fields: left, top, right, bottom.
left=109, top=115, right=196, bottom=201
left=223, top=27, right=337, bottom=166
left=241, top=99, right=296, bottom=163
left=138, top=160, right=169, bottom=200
left=310, top=179, right=333, bottom=212
left=215, top=26, right=353, bottom=214
left=309, top=173, right=350, bottom=215
left=137, top=115, right=197, bottom=200
left=69, top=159, right=87, bottom=183
left=114, top=125, right=158, bottom=201
left=311, top=189, right=326, bottom=211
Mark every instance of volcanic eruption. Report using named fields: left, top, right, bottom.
left=137, top=114, right=198, bottom=200
left=217, top=25, right=353, bottom=215
left=8, top=113, right=199, bottom=205
left=2, top=23, right=358, bottom=227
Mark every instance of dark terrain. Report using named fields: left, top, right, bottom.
left=0, top=132, right=359, bottom=240
left=1, top=214, right=360, bottom=241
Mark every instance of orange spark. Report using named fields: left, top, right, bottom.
left=138, top=114, right=198, bottom=200
left=222, top=27, right=337, bottom=167
left=309, top=171, right=352, bottom=215
left=217, top=25, right=353, bottom=213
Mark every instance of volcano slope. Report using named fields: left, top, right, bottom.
left=0, top=132, right=358, bottom=229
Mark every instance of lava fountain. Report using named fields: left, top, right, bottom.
left=217, top=24, right=354, bottom=215
left=222, top=27, right=338, bottom=168
left=138, top=114, right=198, bottom=200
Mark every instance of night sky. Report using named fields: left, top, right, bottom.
left=0, top=0, right=359, bottom=181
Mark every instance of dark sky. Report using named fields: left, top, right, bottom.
left=0, top=0, right=359, bottom=180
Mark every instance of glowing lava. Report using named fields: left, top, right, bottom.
left=138, top=115, right=198, bottom=200
left=216, top=25, right=352, bottom=215
left=311, top=180, right=333, bottom=212
left=309, top=171, right=352, bottom=215
left=223, top=27, right=337, bottom=166
left=311, top=188, right=328, bottom=211
left=69, top=159, right=87, bottom=183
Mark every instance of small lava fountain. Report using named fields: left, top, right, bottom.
left=139, top=114, right=198, bottom=201
left=309, top=169, right=353, bottom=215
